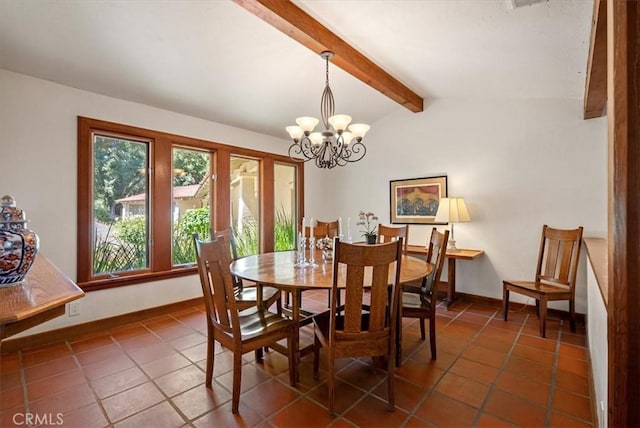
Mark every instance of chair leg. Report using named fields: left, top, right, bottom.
left=313, top=335, right=320, bottom=380
left=328, top=357, right=336, bottom=417
left=276, top=293, right=283, bottom=315
left=387, top=350, right=395, bottom=412
left=231, top=352, right=243, bottom=414
left=255, top=348, right=263, bottom=362
left=288, top=333, right=297, bottom=386
left=419, top=318, right=426, bottom=340
left=569, top=299, right=576, bottom=332
left=539, top=298, right=547, bottom=338
left=429, top=314, right=437, bottom=360
left=503, top=287, right=510, bottom=321
left=205, top=328, right=214, bottom=387
left=395, top=314, right=402, bottom=367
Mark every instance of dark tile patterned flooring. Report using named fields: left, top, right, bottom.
left=0, top=290, right=593, bottom=427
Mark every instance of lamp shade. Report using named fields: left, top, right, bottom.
left=435, top=197, right=471, bottom=224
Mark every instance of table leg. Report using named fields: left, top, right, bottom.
left=446, top=258, right=457, bottom=309
left=256, top=283, right=264, bottom=308
left=291, top=290, right=301, bottom=381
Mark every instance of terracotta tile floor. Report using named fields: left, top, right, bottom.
left=0, top=291, right=593, bottom=427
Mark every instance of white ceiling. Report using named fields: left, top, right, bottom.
left=0, top=0, right=593, bottom=139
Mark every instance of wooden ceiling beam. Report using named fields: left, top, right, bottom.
left=233, top=0, right=424, bottom=113
left=583, top=0, right=607, bottom=119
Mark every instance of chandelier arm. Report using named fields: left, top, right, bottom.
left=330, top=134, right=345, bottom=159
left=288, top=136, right=322, bottom=162
left=341, top=140, right=367, bottom=163
left=314, top=141, right=331, bottom=169
left=288, top=142, right=307, bottom=161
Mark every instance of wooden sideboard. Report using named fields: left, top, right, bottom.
left=406, top=245, right=484, bottom=309
left=0, top=255, right=84, bottom=340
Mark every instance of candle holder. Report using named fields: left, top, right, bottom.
left=294, top=234, right=309, bottom=268
left=308, top=237, right=318, bottom=268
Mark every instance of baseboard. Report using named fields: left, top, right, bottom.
left=0, top=297, right=204, bottom=354
left=452, top=291, right=586, bottom=321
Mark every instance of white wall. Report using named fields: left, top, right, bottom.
left=305, top=98, right=607, bottom=313
left=0, top=70, right=607, bottom=336
left=0, top=70, right=290, bottom=335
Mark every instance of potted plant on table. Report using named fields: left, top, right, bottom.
left=357, top=211, right=379, bottom=244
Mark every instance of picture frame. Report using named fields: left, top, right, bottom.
left=389, top=175, right=448, bottom=224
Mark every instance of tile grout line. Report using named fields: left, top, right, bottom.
left=544, top=319, right=563, bottom=427
left=117, top=317, right=204, bottom=426
left=470, top=308, right=529, bottom=427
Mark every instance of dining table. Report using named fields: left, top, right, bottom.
left=230, top=249, right=432, bottom=359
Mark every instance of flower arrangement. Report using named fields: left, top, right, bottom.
left=316, top=236, right=333, bottom=251
left=357, top=211, right=379, bottom=238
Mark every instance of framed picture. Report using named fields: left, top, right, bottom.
left=390, top=175, right=448, bottom=224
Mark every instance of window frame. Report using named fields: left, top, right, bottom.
left=78, top=117, right=304, bottom=291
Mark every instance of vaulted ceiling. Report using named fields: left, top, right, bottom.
left=0, top=0, right=593, bottom=139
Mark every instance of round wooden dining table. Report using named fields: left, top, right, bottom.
left=230, top=249, right=432, bottom=359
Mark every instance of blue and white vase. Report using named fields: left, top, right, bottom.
left=0, top=195, right=39, bottom=286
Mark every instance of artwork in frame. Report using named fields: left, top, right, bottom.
left=390, top=175, right=448, bottom=224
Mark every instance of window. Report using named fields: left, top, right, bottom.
left=172, top=147, right=211, bottom=266
left=78, top=117, right=303, bottom=291
left=92, top=135, right=150, bottom=275
left=274, top=163, right=297, bottom=251
left=230, top=156, right=260, bottom=257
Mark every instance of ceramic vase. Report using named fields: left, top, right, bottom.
left=0, top=195, right=39, bottom=286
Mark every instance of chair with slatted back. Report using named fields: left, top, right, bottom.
left=316, top=220, right=339, bottom=306
left=399, top=227, right=448, bottom=363
left=378, top=224, right=409, bottom=253
left=317, top=220, right=339, bottom=238
left=503, top=225, right=584, bottom=338
left=304, top=224, right=329, bottom=240
left=312, top=238, right=403, bottom=416
left=193, top=236, right=297, bottom=414
left=212, top=228, right=282, bottom=314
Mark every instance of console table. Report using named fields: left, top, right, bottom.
left=407, top=245, right=484, bottom=309
left=0, top=255, right=84, bottom=340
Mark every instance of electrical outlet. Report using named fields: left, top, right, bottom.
left=68, top=301, right=80, bottom=317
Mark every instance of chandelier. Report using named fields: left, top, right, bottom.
left=286, top=51, right=370, bottom=169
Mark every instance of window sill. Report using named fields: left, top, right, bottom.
left=78, top=266, right=197, bottom=292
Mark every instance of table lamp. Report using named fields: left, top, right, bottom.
left=435, top=197, right=471, bottom=252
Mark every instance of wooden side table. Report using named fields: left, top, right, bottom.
left=407, top=245, right=484, bottom=309
left=0, top=255, right=84, bottom=340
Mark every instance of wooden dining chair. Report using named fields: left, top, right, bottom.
left=304, top=224, right=329, bottom=240
left=503, top=225, right=584, bottom=338
left=378, top=224, right=409, bottom=253
left=313, top=238, right=403, bottom=416
left=193, top=235, right=297, bottom=414
left=399, top=227, right=448, bottom=363
left=317, top=220, right=339, bottom=238
left=317, top=220, right=339, bottom=306
left=212, top=228, right=282, bottom=314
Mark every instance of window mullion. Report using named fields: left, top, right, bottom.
left=152, top=137, right=173, bottom=271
